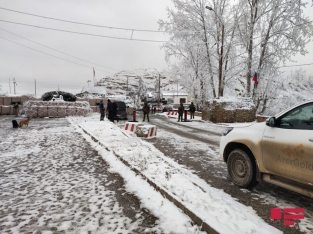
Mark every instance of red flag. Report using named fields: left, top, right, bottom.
left=252, top=72, right=258, bottom=88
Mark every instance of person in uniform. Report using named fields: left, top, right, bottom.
left=13, top=102, right=19, bottom=117
left=99, top=100, right=105, bottom=121
left=112, top=101, right=118, bottom=122
left=142, top=103, right=150, bottom=122
left=189, top=102, right=196, bottom=119
left=107, top=99, right=114, bottom=122
left=178, top=103, right=184, bottom=122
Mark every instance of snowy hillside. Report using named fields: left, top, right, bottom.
left=96, top=68, right=185, bottom=96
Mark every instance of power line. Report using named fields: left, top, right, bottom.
left=0, top=7, right=165, bottom=33
left=0, top=19, right=168, bottom=42
left=279, top=63, right=313, bottom=68
left=0, top=84, right=83, bottom=87
left=1, top=7, right=311, bottom=35
left=0, top=36, right=114, bottom=74
left=0, top=27, right=119, bottom=72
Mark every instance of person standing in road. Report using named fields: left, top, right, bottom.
left=99, top=100, right=105, bottom=121
left=189, top=102, right=196, bottom=119
left=107, top=99, right=114, bottom=122
left=13, top=102, right=19, bottom=117
left=142, top=102, right=150, bottom=122
left=177, top=103, right=184, bottom=122
left=112, top=101, right=118, bottom=123
left=153, top=106, right=156, bottom=114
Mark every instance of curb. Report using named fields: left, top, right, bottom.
left=77, top=125, right=219, bottom=234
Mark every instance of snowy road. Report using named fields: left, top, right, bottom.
left=141, top=113, right=313, bottom=234
left=0, top=117, right=167, bottom=233
left=1, top=113, right=312, bottom=234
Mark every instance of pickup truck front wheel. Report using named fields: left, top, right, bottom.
left=227, top=149, right=258, bottom=188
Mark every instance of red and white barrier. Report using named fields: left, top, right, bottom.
left=125, top=122, right=157, bottom=138
left=124, top=122, right=142, bottom=133
left=167, top=111, right=177, bottom=116
left=137, top=125, right=157, bottom=138
left=146, top=125, right=157, bottom=138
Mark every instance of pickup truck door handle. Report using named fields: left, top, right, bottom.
left=309, top=138, right=313, bottom=142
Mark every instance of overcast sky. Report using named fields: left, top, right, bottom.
left=0, top=0, right=312, bottom=96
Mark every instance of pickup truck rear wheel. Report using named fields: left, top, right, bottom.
left=227, top=149, right=258, bottom=188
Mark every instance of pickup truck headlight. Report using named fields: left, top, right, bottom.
left=222, top=127, right=234, bottom=136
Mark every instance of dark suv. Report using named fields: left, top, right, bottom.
left=114, top=101, right=128, bottom=120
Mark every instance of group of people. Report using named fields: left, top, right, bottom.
left=100, top=100, right=196, bottom=123
left=177, top=102, right=196, bottom=122
left=142, top=101, right=196, bottom=122
left=99, top=99, right=118, bottom=123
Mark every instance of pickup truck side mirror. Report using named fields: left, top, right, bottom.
left=266, top=117, right=276, bottom=127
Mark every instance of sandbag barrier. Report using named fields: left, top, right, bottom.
left=20, top=100, right=93, bottom=118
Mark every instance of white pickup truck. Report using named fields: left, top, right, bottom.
left=219, top=100, right=313, bottom=198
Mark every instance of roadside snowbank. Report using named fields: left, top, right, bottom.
left=69, top=114, right=281, bottom=234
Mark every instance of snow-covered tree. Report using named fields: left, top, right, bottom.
left=137, top=77, right=147, bottom=99
left=159, top=0, right=313, bottom=114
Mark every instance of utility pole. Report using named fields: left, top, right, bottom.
left=35, top=79, right=36, bottom=96
left=13, top=78, right=17, bottom=94
left=177, top=79, right=178, bottom=102
left=127, top=76, right=128, bottom=96
left=158, top=73, right=160, bottom=112
left=9, top=77, right=11, bottom=94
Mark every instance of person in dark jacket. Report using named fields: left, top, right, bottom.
left=107, top=99, right=114, bottom=122
left=99, top=100, right=105, bottom=121
left=142, top=103, right=150, bottom=122
left=13, top=103, right=19, bottom=117
left=112, top=101, right=118, bottom=122
left=177, top=103, right=184, bottom=122
left=189, top=102, right=196, bottom=119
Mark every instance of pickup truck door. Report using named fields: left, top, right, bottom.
left=261, top=103, right=313, bottom=185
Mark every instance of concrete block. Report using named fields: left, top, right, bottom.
left=136, top=125, right=157, bottom=138
left=3, top=97, right=11, bottom=105
left=1, top=106, right=11, bottom=115
left=89, top=99, right=96, bottom=106
left=124, top=122, right=143, bottom=133
left=11, top=97, right=21, bottom=103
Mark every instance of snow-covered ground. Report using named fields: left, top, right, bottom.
left=0, top=113, right=287, bottom=233
left=70, top=114, right=281, bottom=234
left=151, top=113, right=313, bottom=234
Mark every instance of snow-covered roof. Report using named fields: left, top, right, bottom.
left=163, top=92, right=188, bottom=96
